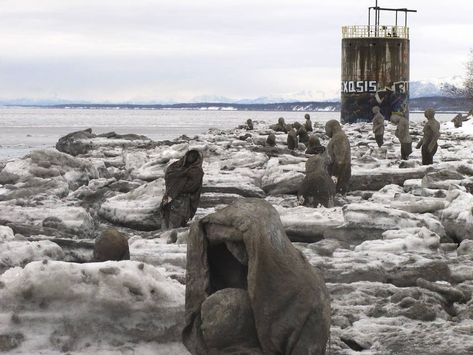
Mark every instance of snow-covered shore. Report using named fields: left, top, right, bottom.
left=1, top=117, right=473, bottom=354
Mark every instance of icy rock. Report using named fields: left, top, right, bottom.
left=342, top=202, right=446, bottom=238
left=0, top=240, right=64, bottom=273
left=355, top=227, right=440, bottom=253
left=130, top=238, right=187, bottom=282
left=0, top=203, right=95, bottom=238
left=458, top=240, right=473, bottom=258
left=0, top=149, right=100, bottom=192
left=274, top=205, right=344, bottom=242
left=349, top=166, right=428, bottom=191
left=261, top=157, right=304, bottom=195
left=416, top=278, right=469, bottom=304
left=99, top=179, right=164, bottom=230
left=199, top=192, right=243, bottom=208
left=302, top=247, right=451, bottom=286
left=56, top=129, right=156, bottom=156
left=0, top=226, right=15, bottom=242
left=0, top=260, right=185, bottom=352
left=202, top=174, right=264, bottom=198
left=422, top=169, right=466, bottom=190
left=438, top=189, right=473, bottom=241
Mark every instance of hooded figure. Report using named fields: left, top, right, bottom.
left=416, top=108, right=440, bottom=165
left=325, top=120, right=351, bottom=194
left=298, top=155, right=335, bottom=208
left=161, top=150, right=204, bottom=229
left=304, top=114, right=313, bottom=132
left=182, top=199, right=331, bottom=355
left=270, top=117, right=288, bottom=133
left=305, top=135, right=325, bottom=155
left=372, top=106, right=385, bottom=147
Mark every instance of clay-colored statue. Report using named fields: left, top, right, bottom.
left=372, top=106, right=385, bottom=147
left=270, top=117, right=288, bottom=133
left=391, top=114, right=412, bottom=160
left=298, top=155, right=336, bottom=207
left=287, top=128, right=298, bottom=150
left=325, top=120, right=351, bottom=194
left=304, top=113, right=313, bottom=132
left=305, top=135, right=325, bottom=155
left=416, top=108, right=440, bottom=165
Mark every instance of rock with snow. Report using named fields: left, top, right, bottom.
left=0, top=260, right=185, bottom=353
left=99, top=179, right=164, bottom=230
left=0, top=240, right=64, bottom=273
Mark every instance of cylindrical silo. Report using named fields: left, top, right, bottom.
left=341, top=25, right=410, bottom=123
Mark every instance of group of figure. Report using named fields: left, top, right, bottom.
left=371, top=106, right=442, bottom=166
left=267, top=114, right=350, bottom=208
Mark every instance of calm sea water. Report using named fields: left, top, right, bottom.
left=0, top=107, right=454, bottom=160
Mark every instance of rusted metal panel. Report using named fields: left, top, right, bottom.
left=341, top=37, right=410, bottom=123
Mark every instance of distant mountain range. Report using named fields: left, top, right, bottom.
left=0, top=78, right=470, bottom=112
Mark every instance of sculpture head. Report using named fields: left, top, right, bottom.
left=325, top=120, right=341, bottom=138
left=185, top=149, right=202, bottom=166
left=278, top=117, right=285, bottom=125
left=372, top=106, right=380, bottom=114
left=390, top=114, right=403, bottom=124
left=304, top=113, right=310, bottom=120
left=246, top=118, right=252, bottom=125
left=424, top=108, right=436, bottom=120
left=308, top=134, right=321, bottom=148
left=293, top=121, right=302, bottom=130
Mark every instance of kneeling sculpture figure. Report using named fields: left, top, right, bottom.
left=183, top=199, right=331, bottom=355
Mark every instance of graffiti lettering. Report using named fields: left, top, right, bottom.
left=341, top=80, right=377, bottom=93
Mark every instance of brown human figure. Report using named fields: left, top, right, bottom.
left=372, top=106, right=385, bottom=147
left=304, top=113, right=313, bottom=132
left=305, top=135, right=325, bottom=155
left=161, top=150, right=204, bottom=229
left=246, top=119, right=254, bottom=130
left=93, top=228, right=130, bottom=262
left=297, top=125, right=310, bottom=144
left=391, top=114, right=412, bottom=160
left=287, top=128, right=298, bottom=150
left=269, top=117, right=288, bottom=133
left=298, top=155, right=336, bottom=208
left=416, top=108, right=440, bottom=165
left=452, top=113, right=471, bottom=128
left=325, top=120, right=351, bottom=194
left=266, top=133, right=276, bottom=147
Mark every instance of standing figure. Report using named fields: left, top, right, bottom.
left=372, top=106, right=385, bottom=147
left=305, top=135, right=326, bottom=155
left=298, top=155, right=336, bottom=208
left=325, top=120, right=351, bottom=194
left=287, top=128, right=298, bottom=150
left=161, top=150, right=204, bottom=229
left=416, top=108, right=440, bottom=165
left=304, top=113, right=313, bottom=132
left=391, top=114, right=412, bottom=160
left=270, top=117, right=288, bottom=133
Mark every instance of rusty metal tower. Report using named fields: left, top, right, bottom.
left=341, top=1, right=416, bottom=123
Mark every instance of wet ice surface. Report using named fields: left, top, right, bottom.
left=1, top=113, right=473, bottom=354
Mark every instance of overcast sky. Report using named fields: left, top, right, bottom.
left=0, top=0, right=472, bottom=103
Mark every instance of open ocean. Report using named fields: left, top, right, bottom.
left=0, top=107, right=455, bottom=160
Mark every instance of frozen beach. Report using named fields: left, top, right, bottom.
left=1, top=110, right=473, bottom=354
left=0, top=108, right=456, bottom=160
